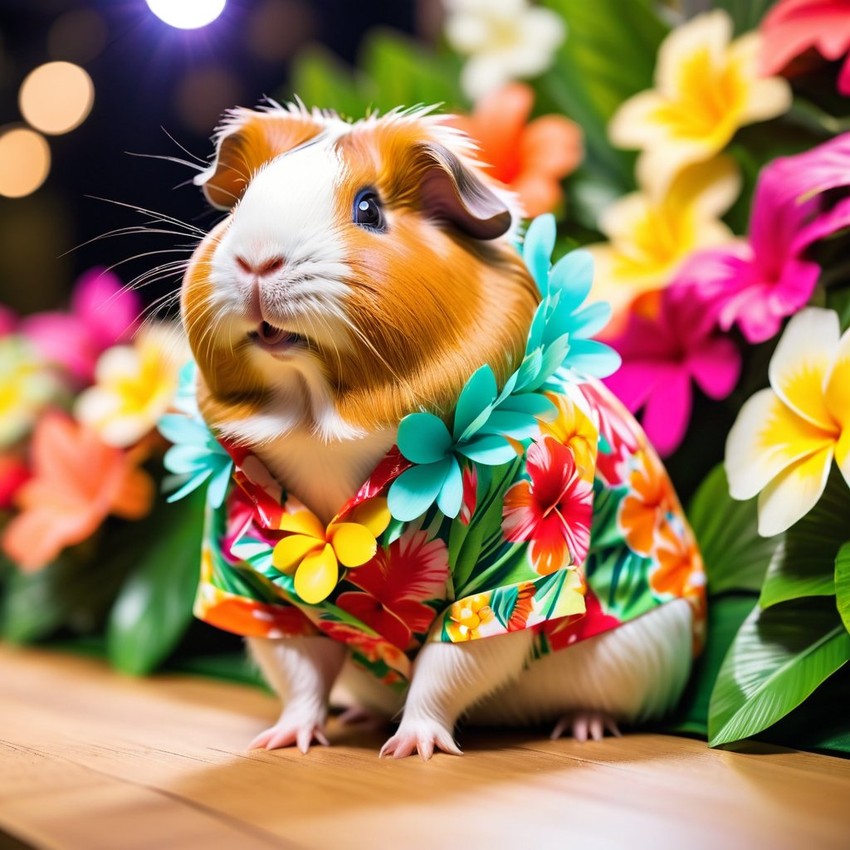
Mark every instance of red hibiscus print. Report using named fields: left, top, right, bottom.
left=502, top=436, right=594, bottom=575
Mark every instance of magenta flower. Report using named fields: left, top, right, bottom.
left=21, top=268, right=140, bottom=385
left=760, top=0, right=850, bottom=96
left=603, top=285, right=742, bottom=457
left=0, top=306, right=16, bottom=337
left=675, top=134, right=850, bottom=345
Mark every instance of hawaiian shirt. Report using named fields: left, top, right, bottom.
left=194, top=375, right=706, bottom=691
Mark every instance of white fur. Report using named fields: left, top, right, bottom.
left=253, top=424, right=397, bottom=523
left=247, top=635, right=347, bottom=752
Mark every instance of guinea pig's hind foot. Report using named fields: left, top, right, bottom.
left=550, top=711, right=622, bottom=743
left=379, top=718, right=463, bottom=761
left=248, top=705, right=330, bottom=754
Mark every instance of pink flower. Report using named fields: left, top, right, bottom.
left=21, top=268, right=140, bottom=384
left=603, top=285, right=742, bottom=457
left=760, top=0, right=850, bottom=96
left=502, top=437, right=594, bottom=575
left=675, top=134, right=850, bottom=344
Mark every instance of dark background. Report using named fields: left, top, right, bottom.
left=0, top=0, right=418, bottom=315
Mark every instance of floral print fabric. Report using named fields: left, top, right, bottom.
left=195, top=375, right=706, bottom=690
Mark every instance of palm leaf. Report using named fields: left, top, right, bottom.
left=835, top=542, right=850, bottom=634
left=708, top=599, right=850, bottom=747
left=759, top=465, right=850, bottom=608
left=688, top=464, right=780, bottom=594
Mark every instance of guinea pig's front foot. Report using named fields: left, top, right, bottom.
left=379, top=718, right=463, bottom=761
left=550, top=711, right=622, bottom=743
left=248, top=704, right=330, bottom=754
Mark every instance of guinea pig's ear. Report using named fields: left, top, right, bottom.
left=194, top=105, right=329, bottom=210
left=417, top=143, right=514, bottom=240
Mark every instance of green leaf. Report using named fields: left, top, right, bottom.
left=759, top=465, right=850, bottom=608
left=687, top=465, right=780, bottom=594
left=708, top=598, right=850, bottom=747
left=541, top=0, right=667, bottom=190
left=710, top=0, right=781, bottom=35
left=836, top=542, right=850, bottom=634
left=289, top=46, right=370, bottom=119
left=0, top=534, right=138, bottom=643
left=827, top=287, right=850, bottom=331
left=361, top=30, right=464, bottom=113
left=106, top=493, right=206, bottom=676
left=489, top=585, right=519, bottom=629
left=664, top=594, right=757, bottom=737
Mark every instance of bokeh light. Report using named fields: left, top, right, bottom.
left=146, top=0, right=227, bottom=30
left=0, top=127, right=51, bottom=199
left=19, top=62, right=95, bottom=136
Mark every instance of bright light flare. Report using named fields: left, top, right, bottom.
left=146, top=0, right=227, bottom=29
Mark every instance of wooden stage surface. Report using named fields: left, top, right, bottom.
left=0, top=645, right=848, bottom=850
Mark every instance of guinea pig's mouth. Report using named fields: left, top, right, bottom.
left=248, top=321, right=306, bottom=354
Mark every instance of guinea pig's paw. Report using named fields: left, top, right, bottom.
left=379, top=719, right=462, bottom=761
left=550, top=711, right=622, bottom=743
left=248, top=705, right=330, bottom=754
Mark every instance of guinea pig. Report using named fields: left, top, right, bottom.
left=180, top=101, right=705, bottom=759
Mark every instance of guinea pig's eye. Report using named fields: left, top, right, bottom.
left=353, top=189, right=385, bottom=231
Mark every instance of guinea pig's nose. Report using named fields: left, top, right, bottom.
left=235, top=255, right=285, bottom=278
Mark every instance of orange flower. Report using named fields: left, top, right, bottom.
left=2, top=413, right=154, bottom=571
left=652, top=523, right=706, bottom=602
left=451, top=83, right=582, bottom=217
left=618, top=449, right=681, bottom=556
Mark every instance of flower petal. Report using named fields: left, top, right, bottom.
left=757, top=447, right=833, bottom=537
left=522, top=214, right=556, bottom=293
left=279, top=509, right=326, bottom=540
left=640, top=369, right=693, bottom=457
left=825, top=325, right=850, bottom=433
left=768, top=307, right=840, bottom=430
left=294, top=543, right=339, bottom=604
left=436, top=456, right=464, bottom=518
left=273, top=534, right=322, bottom=572
left=725, top=388, right=836, bottom=501
left=454, top=365, right=498, bottom=440
left=398, top=412, right=453, bottom=463
left=387, top=458, right=450, bottom=522
left=350, top=497, right=392, bottom=538
left=330, top=522, right=378, bottom=568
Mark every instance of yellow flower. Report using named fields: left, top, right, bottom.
left=725, top=308, right=850, bottom=536
left=272, top=499, right=391, bottom=604
left=0, top=336, right=59, bottom=450
left=539, top=390, right=598, bottom=482
left=587, top=156, right=740, bottom=324
left=446, top=593, right=496, bottom=641
left=444, top=0, right=566, bottom=100
left=74, top=324, right=185, bottom=448
left=609, top=9, right=791, bottom=196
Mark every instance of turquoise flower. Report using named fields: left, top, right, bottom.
left=157, top=361, right=233, bottom=508
left=388, top=363, right=556, bottom=522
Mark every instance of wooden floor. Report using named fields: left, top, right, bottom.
left=1, top=646, right=849, bottom=850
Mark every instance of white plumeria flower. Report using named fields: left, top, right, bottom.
left=725, top=308, right=850, bottom=537
left=74, top=323, right=188, bottom=448
left=444, top=0, right=566, bottom=100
